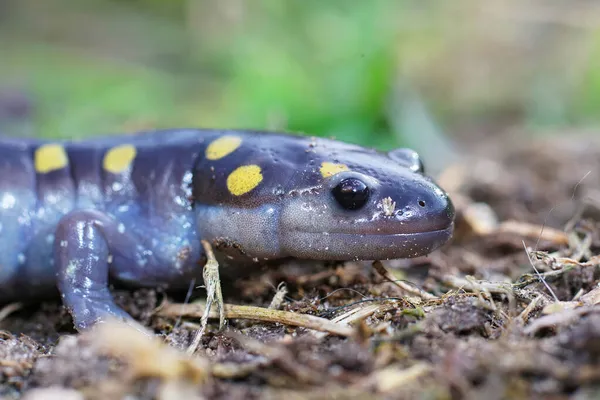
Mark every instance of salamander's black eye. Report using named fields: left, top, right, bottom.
left=332, top=178, right=370, bottom=210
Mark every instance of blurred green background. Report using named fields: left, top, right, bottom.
left=1, top=0, right=599, bottom=154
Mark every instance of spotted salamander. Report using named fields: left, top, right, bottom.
left=0, top=129, right=454, bottom=330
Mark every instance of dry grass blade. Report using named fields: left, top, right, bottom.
left=518, top=295, right=543, bottom=323
left=312, top=302, right=382, bottom=339
left=372, top=260, right=437, bottom=300
left=442, top=275, right=515, bottom=298
left=515, top=266, right=576, bottom=287
left=497, top=220, right=569, bottom=245
left=523, top=242, right=559, bottom=302
left=524, top=306, right=597, bottom=335
left=530, top=252, right=600, bottom=269
left=515, top=251, right=600, bottom=291
left=187, top=239, right=225, bottom=354
left=156, top=302, right=354, bottom=337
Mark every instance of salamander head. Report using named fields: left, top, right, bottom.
left=277, top=146, right=454, bottom=260
left=193, top=132, right=453, bottom=261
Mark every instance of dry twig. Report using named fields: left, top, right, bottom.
left=372, top=261, right=437, bottom=300
left=156, top=302, right=354, bottom=337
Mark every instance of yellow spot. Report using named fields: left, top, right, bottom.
left=205, top=135, right=242, bottom=160
left=320, top=162, right=349, bottom=178
left=35, top=144, right=68, bottom=173
left=227, top=165, right=263, bottom=196
left=103, top=144, right=137, bottom=174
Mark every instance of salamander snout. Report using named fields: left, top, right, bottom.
left=374, top=175, right=455, bottom=237
left=395, top=181, right=455, bottom=233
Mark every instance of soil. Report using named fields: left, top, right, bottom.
left=1, top=133, right=600, bottom=400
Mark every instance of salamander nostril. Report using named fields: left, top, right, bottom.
left=418, top=200, right=426, bottom=207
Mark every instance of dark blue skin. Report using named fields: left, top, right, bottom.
left=0, top=129, right=454, bottom=330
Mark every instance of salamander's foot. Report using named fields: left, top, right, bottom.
left=65, top=292, right=151, bottom=336
left=64, top=289, right=133, bottom=331
left=187, top=240, right=224, bottom=354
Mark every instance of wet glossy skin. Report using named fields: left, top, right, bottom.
left=0, top=129, right=454, bottom=330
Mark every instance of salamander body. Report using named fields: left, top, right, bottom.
left=0, top=129, right=454, bottom=329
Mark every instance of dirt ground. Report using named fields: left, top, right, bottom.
left=1, top=133, right=600, bottom=400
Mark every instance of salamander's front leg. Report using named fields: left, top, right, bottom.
left=54, top=209, right=144, bottom=331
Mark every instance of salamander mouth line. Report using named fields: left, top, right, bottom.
left=292, top=223, right=454, bottom=237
